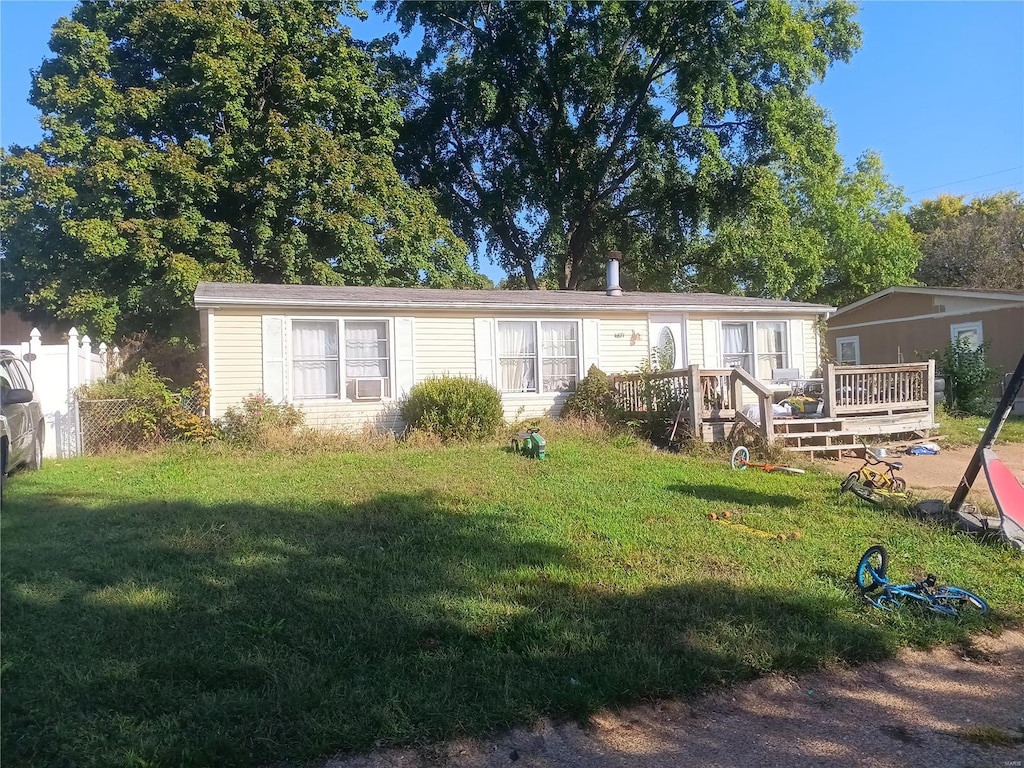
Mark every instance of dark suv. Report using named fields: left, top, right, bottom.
left=1, top=349, right=45, bottom=489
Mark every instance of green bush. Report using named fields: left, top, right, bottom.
left=401, top=376, right=503, bottom=441
left=76, top=361, right=216, bottom=449
left=935, top=337, right=999, bottom=417
left=562, top=365, right=617, bottom=422
left=218, top=393, right=306, bottom=446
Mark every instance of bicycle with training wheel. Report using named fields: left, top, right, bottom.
left=841, top=480, right=915, bottom=508
left=854, top=545, right=989, bottom=617
left=730, top=446, right=805, bottom=474
left=843, top=445, right=907, bottom=493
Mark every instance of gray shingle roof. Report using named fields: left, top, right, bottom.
left=194, top=281, right=834, bottom=314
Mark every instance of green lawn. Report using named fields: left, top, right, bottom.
left=2, top=435, right=1022, bottom=768
left=936, top=412, right=1024, bottom=447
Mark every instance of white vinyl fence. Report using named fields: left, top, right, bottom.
left=5, top=327, right=119, bottom=458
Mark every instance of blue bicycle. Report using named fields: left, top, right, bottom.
left=855, top=545, right=989, bottom=617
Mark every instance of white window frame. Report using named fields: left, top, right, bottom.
left=950, top=321, right=983, bottom=349
left=496, top=319, right=582, bottom=394
left=836, top=335, right=861, bottom=365
left=288, top=317, right=395, bottom=403
left=720, top=320, right=789, bottom=378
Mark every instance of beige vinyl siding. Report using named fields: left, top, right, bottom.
left=414, top=316, right=476, bottom=381
left=210, top=312, right=263, bottom=417
left=597, top=316, right=649, bottom=375
left=500, top=393, right=570, bottom=422
left=688, top=319, right=705, bottom=366
left=802, top=316, right=820, bottom=375
left=298, top=402, right=402, bottom=432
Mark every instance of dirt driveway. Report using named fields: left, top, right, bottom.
left=815, top=442, right=1024, bottom=513
left=328, top=630, right=1024, bottom=768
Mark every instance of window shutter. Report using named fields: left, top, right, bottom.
left=394, top=317, right=415, bottom=397
left=474, top=318, right=496, bottom=384
left=262, top=315, right=286, bottom=402
left=582, top=319, right=600, bottom=375
left=788, top=319, right=806, bottom=376
left=702, top=319, right=720, bottom=368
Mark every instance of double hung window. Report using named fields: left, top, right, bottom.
left=498, top=320, right=579, bottom=393
left=836, top=336, right=860, bottom=365
left=950, top=321, right=982, bottom=350
left=291, top=319, right=390, bottom=400
left=722, top=321, right=788, bottom=378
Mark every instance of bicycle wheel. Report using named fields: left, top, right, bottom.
left=849, top=482, right=884, bottom=506
left=930, top=586, right=989, bottom=617
left=890, top=476, right=907, bottom=493
left=730, top=446, right=750, bottom=470
left=840, top=472, right=859, bottom=493
left=856, top=545, right=888, bottom=592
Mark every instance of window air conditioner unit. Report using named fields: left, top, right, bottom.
left=354, top=378, right=384, bottom=400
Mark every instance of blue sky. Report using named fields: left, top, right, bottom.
left=2, top=1, right=1023, bottom=278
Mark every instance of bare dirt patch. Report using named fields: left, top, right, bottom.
left=326, top=630, right=1024, bottom=768
left=813, top=442, right=1024, bottom=513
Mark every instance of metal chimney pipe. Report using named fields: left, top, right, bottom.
left=606, top=251, right=622, bottom=296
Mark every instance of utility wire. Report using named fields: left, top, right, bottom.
left=909, top=165, right=1024, bottom=194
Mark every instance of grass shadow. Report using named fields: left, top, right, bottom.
left=667, top=482, right=804, bottom=508
left=0, top=487, right=899, bottom=767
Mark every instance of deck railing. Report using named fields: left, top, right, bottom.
left=610, top=361, right=935, bottom=442
left=822, top=361, right=935, bottom=418
left=609, top=368, right=690, bottom=415
left=610, top=365, right=775, bottom=442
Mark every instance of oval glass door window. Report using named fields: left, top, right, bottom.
left=656, top=327, right=676, bottom=368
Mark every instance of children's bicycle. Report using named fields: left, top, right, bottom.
left=843, top=445, right=907, bottom=492
left=855, top=545, right=988, bottom=617
left=730, top=446, right=806, bottom=474
left=841, top=480, right=915, bottom=508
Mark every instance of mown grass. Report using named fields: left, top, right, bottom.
left=936, top=411, right=1024, bottom=447
left=2, top=434, right=1022, bottom=768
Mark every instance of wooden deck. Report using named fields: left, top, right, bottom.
left=610, top=362, right=938, bottom=457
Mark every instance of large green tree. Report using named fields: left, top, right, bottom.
left=653, top=151, right=920, bottom=306
left=1, top=0, right=480, bottom=341
left=908, top=192, right=1024, bottom=290
left=379, top=0, right=861, bottom=290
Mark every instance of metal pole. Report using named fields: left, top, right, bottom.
left=949, top=352, right=1024, bottom=511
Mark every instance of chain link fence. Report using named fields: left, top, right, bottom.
left=74, top=393, right=208, bottom=455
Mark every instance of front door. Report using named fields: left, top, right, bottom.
left=648, top=315, right=686, bottom=370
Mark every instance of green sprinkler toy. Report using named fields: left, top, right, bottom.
left=512, top=427, right=546, bottom=460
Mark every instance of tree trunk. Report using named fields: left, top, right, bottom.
left=564, top=216, right=590, bottom=290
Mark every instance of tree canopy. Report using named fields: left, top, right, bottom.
left=378, top=0, right=863, bottom=292
left=1, top=0, right=481, bottom=341
left=908, top=192, right=1024, bottom=291
left=661, top=151, right=920, bottom=307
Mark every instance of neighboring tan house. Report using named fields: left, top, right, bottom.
left=194, top=276, right=834, bottom=431
left=826, top=286, right=1024, bottom=407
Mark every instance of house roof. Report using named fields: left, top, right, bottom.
left=833, top=285, right=1024, bottom=317
left=194, top=282, right=835, bottom=315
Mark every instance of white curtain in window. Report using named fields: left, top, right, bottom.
left=723, top=323, right=749, bottom=354
left=757, top=322, right=786, bottom=379
left=542, top=322, right=578, bottom=391
left=499, top=322, right=536, bottom=391
left=722, top=322, right=751, bottom=371
left=345, top=321, right=388, bottom=379
left=292, top=321, right=339, bottom=398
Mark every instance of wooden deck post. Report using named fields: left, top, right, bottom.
left=687, top=364, right=701, bottom=437
left=822, top=363, right=836, bottom=418
left=926, top=358, right=935, bottom=425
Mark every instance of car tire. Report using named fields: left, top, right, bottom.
left=27, top=424, right=43, bottom=471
